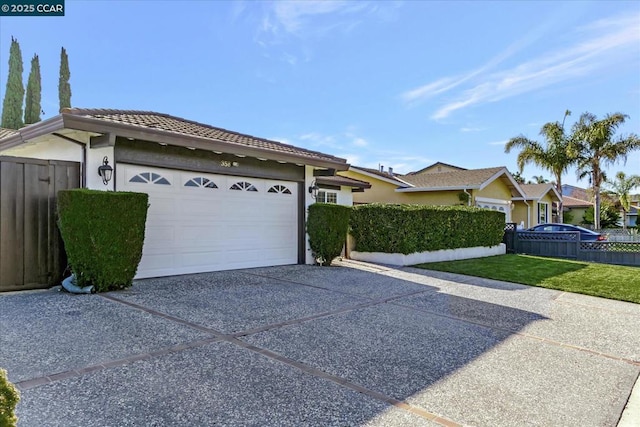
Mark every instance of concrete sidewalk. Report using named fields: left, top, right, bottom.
left=1, top=260, right=638, bottom=426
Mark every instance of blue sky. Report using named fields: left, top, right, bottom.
left=1, top=0, right=639, bottom=188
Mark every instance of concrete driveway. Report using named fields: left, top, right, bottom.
left=1, top=260, right=639, bottom=426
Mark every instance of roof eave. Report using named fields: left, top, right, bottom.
left=0, top=115, right=66, bottom=150
left=479, top=168, right=527, bottom=198
left=316, top=176, right=371, bottom=189
left=62, top=114, right=348, bottom=170
left=348, top=167, right=412, bottom=187
left=396, top=185, right=481, bottom=193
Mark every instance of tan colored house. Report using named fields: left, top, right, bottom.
left=340, top=162, right=526, bottom=223
left=513, top=184, right=562, bottom=228
left=562, top=196, right=593, bottom=225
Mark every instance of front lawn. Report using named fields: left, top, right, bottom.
left=415, top=254, right=640, bottom=304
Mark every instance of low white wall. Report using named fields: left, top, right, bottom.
left=350, top=243, right=506, bottom=266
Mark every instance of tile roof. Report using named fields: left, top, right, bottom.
left=399, top=166, right=506, bottom=188
left=60, top=108, right=347, bottom=165
left=0, top=127, right=18, bottom=140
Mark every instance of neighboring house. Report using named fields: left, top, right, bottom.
left=311, top=174, right=371, bottom=204
left=340, top=162, right=528, bottom=224
left=0, top=108, right=368, bottom=279
left=562, top=196, right=593, bottom=225
left=562, top=184, right=590, bottom=201
left=512, top=184, right=562, bottom=229
left=624, top=205, right=638, bottom=227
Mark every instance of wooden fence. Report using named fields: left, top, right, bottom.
left=0, top=156, right=80, bottom=291
left=503, top=223, right=640, bottom=267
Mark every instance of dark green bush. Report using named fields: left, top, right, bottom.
left=307, top=203, right=351, bottom=266
left=57, top=189, right=149, bottom=292
left=350, top=204, right=505, bottom=254
left=0, top=368, right=19, bottom=427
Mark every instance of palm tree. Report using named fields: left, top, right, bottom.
left=532, top=175, right=549, bottom=184
left=569, top=112, right=640, bottom=229
left=505, top=111, right=573, bottom=223
left=605, top=172, right=640, bottom=229
left=511, top=171, right=525, bottom=184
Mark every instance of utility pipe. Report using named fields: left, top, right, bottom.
left=61, top=274, right=94, bottom=294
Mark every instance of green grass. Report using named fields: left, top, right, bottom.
left=415, top=254, right=640, bottom=304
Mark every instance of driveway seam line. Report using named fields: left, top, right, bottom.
left=387, top=300, right=640, bottom=366
left=226, top=336, right=462, bottom=427
left=98, top=291, right=463, bottom=426
left=553, top=298, right=640, bottom=316
left=241, top=271, right=439, bottom=301
left=14, top=336, right=221, bottom=391
left=230, top=289, right=430, bottom=337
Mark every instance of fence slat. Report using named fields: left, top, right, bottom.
left=510, top=229, right=640, bottom=267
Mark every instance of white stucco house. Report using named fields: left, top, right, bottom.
left=0, top=108, right=369, bottom=279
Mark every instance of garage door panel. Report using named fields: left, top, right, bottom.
left=143, top=225, right=175, bottom=246
left=118, top=164, right=299, bottom=279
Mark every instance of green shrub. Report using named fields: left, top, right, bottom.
left=350, top=204, right=505, bottom=254
left=307, top=203, right=351, bottom=266
left=0, top=368, right=19, bottom=427
left=57, top=189, right=149, bottom=292
left=582, top=201, right=621, bottom=228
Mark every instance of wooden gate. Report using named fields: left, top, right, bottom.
left=0, top=156, right=80, bottom=291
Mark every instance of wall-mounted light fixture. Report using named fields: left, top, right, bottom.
left=97, top=156, right=113, bottom=185
left=308, top=180, right=319, bottom=199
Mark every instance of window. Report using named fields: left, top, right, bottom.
left=230, top=181, right=257, bottom=191
left=538, top=202, right=548, bottom=223
left=129, top=172, right=170, bottom=185
left=268, top=185, right=291, bottom=194
left=317, top=190, right=337, bottom=204
left=185, top=177, right=218, bottom=189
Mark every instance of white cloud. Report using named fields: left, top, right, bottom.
left=460, top=127, right=485, bottom=133
left=288, top=129, right=433, bottom=173
left=403, top=12, right=640, bottom=120
left=487, top=140, right=508, bottom=146
left=255, top=0, right=383, bottom=40
left=352, top=137, right=368, bottom=147
left=273, top=1, right=360, bottom=34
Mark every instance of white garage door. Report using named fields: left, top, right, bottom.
left=117, top=164, right=299, bottom=279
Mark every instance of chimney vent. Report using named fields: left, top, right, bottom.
left=388, top=167, right=394, bottom=175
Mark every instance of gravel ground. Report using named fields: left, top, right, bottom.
left=2, top=260, right=638, bottom=427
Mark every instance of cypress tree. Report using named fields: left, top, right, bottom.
left=58, top=46, right=71, bottom=111
left=24, top=54, right=42, bottom=124
left=1, top=36, right=25, bottom=129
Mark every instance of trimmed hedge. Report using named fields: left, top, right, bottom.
left=57, top=189, right=149, bottom=292
left=350, top=204, right=505, bottom=255
left=0, top=368, right=19, bottom=427
left=307, top=203, right=351, bottom=266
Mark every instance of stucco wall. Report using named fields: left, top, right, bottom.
left=565, top=207, right=588, bottom=225
left=512, top=202, right=530, bottom=228
left=477, top=179, right=512, bottom=201
left=341, top=170, right=411, bottom=204
left=400, top=190, right=461, bottom=206
left=419, top=164, right=463, bottom=174
left=0, top=134, right=83, bottom=162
